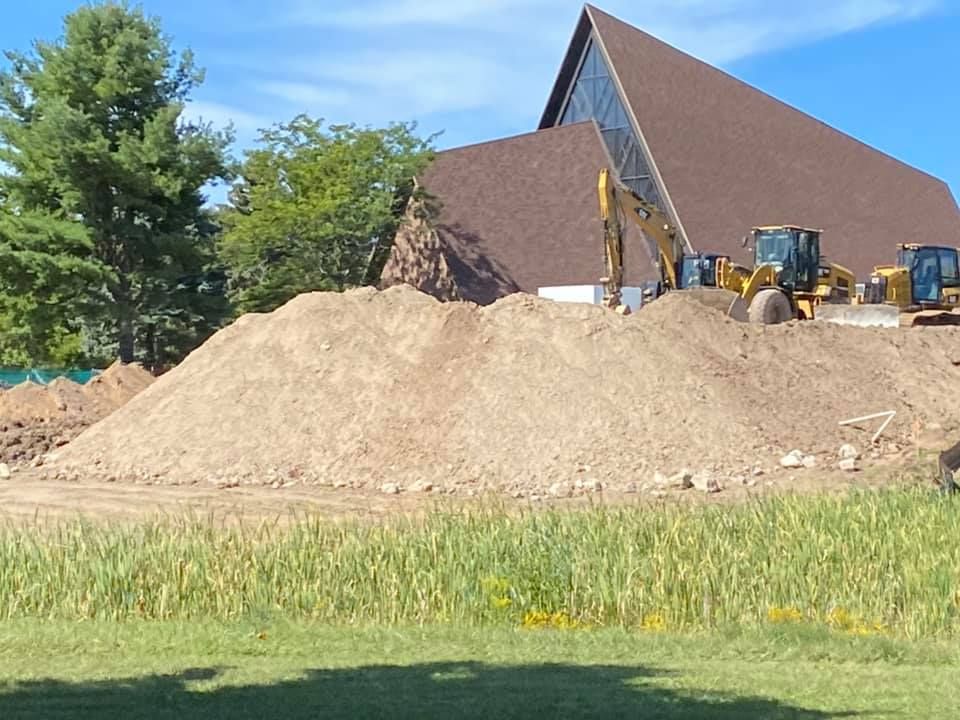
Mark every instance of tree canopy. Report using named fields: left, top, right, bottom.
left=218, top=116, right=436, bottom=314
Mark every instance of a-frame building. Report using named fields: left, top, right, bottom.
left=382, top=4, right=960, bottom=304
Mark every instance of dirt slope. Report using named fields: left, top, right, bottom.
left=44, top=286, right=960, bottom=493
left=0, top=363, right=154, bottom=466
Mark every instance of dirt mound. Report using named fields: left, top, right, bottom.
left=42, top=286, right=960, bottom=493
left=0, top=362, right=154, bottom=466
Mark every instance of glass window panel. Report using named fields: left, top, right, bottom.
left=619, top=138, right=644, bottom=179
left=610, top=98, right=629, bottom=129
left=576, top=77, right=600, bottom=111
left=595, top=80, right=619, bottom=128
left=583, top=42, right=600, bottom=77
left=560, top=83, right=590, bottom=124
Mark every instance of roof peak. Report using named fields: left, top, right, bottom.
left=558, top=4, right=951, bottom=187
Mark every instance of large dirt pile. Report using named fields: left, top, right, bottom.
left=0, top=362, right=154, bottom=466
left=43, top=286, right=960, bottom=493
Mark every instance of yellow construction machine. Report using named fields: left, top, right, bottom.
left=597, top=169, right=855, bottom=324
left=818, top=244, right=960, bottom=328
left=597, top=168, right=750, bottom=319
left=737, top=225, right=856, bottom=323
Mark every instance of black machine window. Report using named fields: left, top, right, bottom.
left=938, top=248, right=959, bottom=286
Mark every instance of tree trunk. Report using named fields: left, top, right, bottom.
left=116, top=277, right=135, bottom=364
left=118, top=313, right=135, bottom=364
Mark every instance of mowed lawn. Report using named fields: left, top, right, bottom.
left=0, top=621, right=957, bottom=719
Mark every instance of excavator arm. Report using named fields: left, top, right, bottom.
left=597, top=168, right=625, bottom=308
left=598, top=168, right=683, bottom=294
left=596, top=168, right=749, bottom=322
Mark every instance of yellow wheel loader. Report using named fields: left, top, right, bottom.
left=597, top=169, right=750, bottom=320
left=818, top=244, right=960, bottom=328
left=736, top=226, right=856, bottom=324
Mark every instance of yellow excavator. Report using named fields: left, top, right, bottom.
left=817, top=244, right=960, bottom=328
left=598, top=169, right=855, bottom=324
left=598, top=168, right=750, bottom=319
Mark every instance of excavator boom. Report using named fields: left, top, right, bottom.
left=597, top=168, right=748, bottom=320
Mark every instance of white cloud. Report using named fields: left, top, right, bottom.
left=258, top=82, right=354, bottom=111
left=284, top=1, right=941, bottom=62
left=288, top=0, right=554, bottom=30
left=197, top=0, right=944, bottom=149
left=634, top=0, right=942, bottom=63
left=182, top=100, right=272, bottom=134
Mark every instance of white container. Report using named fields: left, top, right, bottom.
left=537, top=285, right=645, bottom=312
left=537, top=285, right=605, bottom=305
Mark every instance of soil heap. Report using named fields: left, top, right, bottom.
left=43, top=285, right=960, bottom=493
left=0, top=362, right=154, bottom=466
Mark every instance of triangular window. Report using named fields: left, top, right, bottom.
left=559, top=38, right=662, bottom=210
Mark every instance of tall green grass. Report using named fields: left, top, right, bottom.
left=0, top=489, right=958, bottom=637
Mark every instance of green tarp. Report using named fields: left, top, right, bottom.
left=0, top=368, right=102, bottom=387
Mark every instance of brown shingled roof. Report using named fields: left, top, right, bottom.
left=382, top=121, right=659, bottom=304
left=385, top=4, right=959, bottom=303
left=558, top=4, right=960, bottom=277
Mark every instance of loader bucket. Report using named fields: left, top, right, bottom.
left=938, top=439, right=960, bottom=493
left=814, top=304, right=901, bottom=329
left=681, top=288, right=749, bottom=322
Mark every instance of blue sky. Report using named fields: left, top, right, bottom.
left=2, top=1, right=958, bottom=207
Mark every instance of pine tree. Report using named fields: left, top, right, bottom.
left=0, top=1, right=233, bottom=363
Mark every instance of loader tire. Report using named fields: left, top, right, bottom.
left=748, top=289, right=793, bottom=325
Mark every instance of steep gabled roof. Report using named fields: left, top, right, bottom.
left=542, top=4, right=960, bottom=277
left=381, top=122, right=659, bottom=304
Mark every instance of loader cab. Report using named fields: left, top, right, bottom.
left=679, top=253, right=723, bottom=289
left=897, top=244, right=960, bottom=305
left=752, top=226, right=821, bottom=294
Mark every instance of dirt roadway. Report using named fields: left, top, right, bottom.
left=0, top=455, right=940, bottom=526
left=0, top=477, right=435, bottom=525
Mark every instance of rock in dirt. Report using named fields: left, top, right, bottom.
left=839, top=458, right=859, bottom=473
left=690, top=471, right=721, bottom=494
left=409, top=479, right=434, bottom=493
left=39, top=286, right=960, bottom=492
left=380, top=482, right=401, bottom=495
left=548, top=482, right=573, bottom=498
left=575, top=478, right=603, bottom=493
left=0, top=463, right=9, bottom=479
left=780, top=450, right=805, bottom=469
left=801, top=455, right=817, bottom=469
left=838, top=444, right=860, bottom=461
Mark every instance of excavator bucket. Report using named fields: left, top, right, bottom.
left=814, top=304, right=901, bottom=329
left=681, top=288, right=749, bottom=322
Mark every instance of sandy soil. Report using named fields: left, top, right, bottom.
left=43, top=286, right=960, bottom=499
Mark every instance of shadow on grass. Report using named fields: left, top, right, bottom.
left=0, top=661, right=863, bottom=720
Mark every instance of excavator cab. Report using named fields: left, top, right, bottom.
left=679, top=253, right=722, bottom=289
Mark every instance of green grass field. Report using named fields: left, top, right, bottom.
left=2, top=488, right=959, bottom=718
left=2, top=489, right=959, bottom=636
left=1, top=620, right=958, bottom=719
